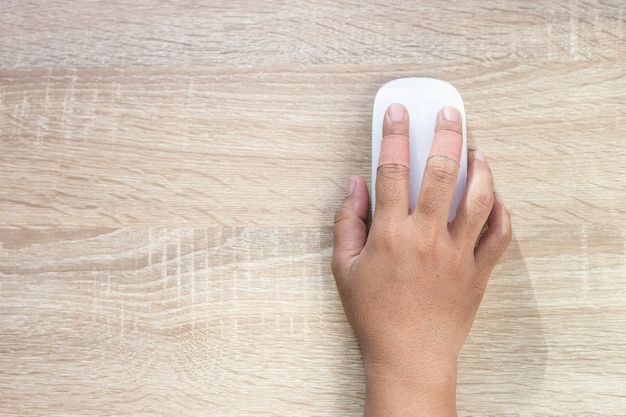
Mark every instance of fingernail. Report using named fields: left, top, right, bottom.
left=387, top=103, right=406, bottom=122
left=495, top=192, right=504, bottom=205
left=346, top=176, right=356, bottom=196
left=474, top=150, right=486, bottom=162
left=442, top=106, right=461, bottom=123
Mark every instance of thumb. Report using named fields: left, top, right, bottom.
left=331, top=175, right=369, bottom=279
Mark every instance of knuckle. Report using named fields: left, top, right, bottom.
left=479, top=228, right=512, bottom=272
left=426, top=158, right=458, bottom=185
left=468, top=186, right=494, bottom=214
left=370, top=220, right=406, bottom=254
left=495, top=218, right=513, bottom=249
left=374, top=226, right=400, bottom=251
left=377, top=165, right=409, bottom=183
left=333, top=205, right=352, bottom=225
left=414, top=229, right=441, bottom=261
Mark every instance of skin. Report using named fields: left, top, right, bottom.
left=332, top=103, right=512, bottom=416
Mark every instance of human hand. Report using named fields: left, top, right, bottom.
left=332, top=104, right=512, bottom=416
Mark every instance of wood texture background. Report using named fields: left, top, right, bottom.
left=1, top=1, right=625, bottom=415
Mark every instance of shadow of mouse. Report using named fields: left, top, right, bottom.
left=457, top=236, right=548, bottom=412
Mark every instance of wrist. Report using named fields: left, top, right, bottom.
left=363, top=358, right=458, bottom=417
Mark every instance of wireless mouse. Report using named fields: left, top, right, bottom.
left=371, top=77, right=467, bottom=221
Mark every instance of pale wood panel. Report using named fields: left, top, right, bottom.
left=1, top=0, right=626, bottom=415
left=1, top=0, right=624, bottom=68
left=1, top=61, right=625, bottom=228
left=0, top=228, right=362, bottom=416
left=1, top=226, right=625, bottom=415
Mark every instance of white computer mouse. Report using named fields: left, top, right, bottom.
left=371, top=77, right=467, bottom=221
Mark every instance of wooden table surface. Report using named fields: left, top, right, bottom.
left=1, top=1, right=625, bottom=415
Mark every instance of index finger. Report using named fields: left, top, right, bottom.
left=374, top=103, right=411, bottom=222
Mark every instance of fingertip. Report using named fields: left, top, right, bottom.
left=383, top=103, right=409, bottom=137
left=430, top=107, right=463, bottom=165
left=344, top=175, right=369, bottom=219
left=333, top=175, right=369, bottom=279
left=346, top=176, right=357, bottom=197
left=439, top=106, right=462, bottom=124
left=473, top=150, right=486, bottom=163
left=435, top=106, right=462, bottom=133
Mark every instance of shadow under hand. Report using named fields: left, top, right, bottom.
left=457, top=237, right=547, bottom=412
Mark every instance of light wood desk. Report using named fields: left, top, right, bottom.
left=1, top=1, right=625, bottom=415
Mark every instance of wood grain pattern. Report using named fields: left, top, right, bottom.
left=1, top=0, right=625, bottom=415
left=1, top=1, right=624, bottom=68
left=2, top=61, right=624, bottom=228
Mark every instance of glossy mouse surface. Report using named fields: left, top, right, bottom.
left=371, top=77, right=467, bottom=221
